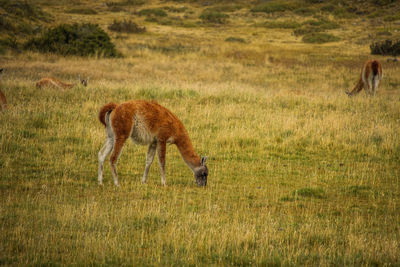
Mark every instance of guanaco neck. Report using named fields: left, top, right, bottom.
left=175, top=134, right=202, bottom=172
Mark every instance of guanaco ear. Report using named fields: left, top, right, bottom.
left=201, top=156, right=208, bottom=166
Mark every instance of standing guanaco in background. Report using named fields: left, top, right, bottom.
left=0, top=68, right=7, bottom=112
left=98, top=100, right=208, bottom=187
left=36, top=75, right=89, bottom=90
left=346, top=60, right=383, bottom=97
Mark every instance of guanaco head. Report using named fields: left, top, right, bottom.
left=194, top=156, right=208, bottom=187
left=79, top=75, right=89, bottom=87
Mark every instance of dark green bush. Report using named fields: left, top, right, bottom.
left=259, top=20, right=301, bottom=29
left=66, top=8, right=98, bottom=15
left=251, top=1, right=296, bottom=14
left=137, top=8, right=167, bottom=17
left=106, top=0, right=144, bottom=6
left=370, top=39, right=400, bottom=56
left=24, top=23, right=119, bottom=57
left=302, top=33, right=340, bottom=43
left=199, top=10, right=229, bottom=24
left=108, top=20, right=145, bottom=33
left=0, top=0, right=51, bottom=22
left=372, top=0, right=395, bottom=6
left=303, top=19, right=339, bottom=30
left=225, top=37, right=246, bottom=43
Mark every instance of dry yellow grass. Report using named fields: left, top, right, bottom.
left=0, top=0, right=399, bottom=265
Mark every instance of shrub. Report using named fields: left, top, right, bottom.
left=251, top=1, right=296, bottom=14
left=225, top=37, right=246, bottom=43
left=137, top=8, right=167, bottom=17
left=302, top=33, right=340, bottom=43
left=293, top=26, right=323, bottom=36
left=106, top=0, right=144, bottom=6
left=24, top=23, right=119, bottom=57
left=65, top=8, right=98, bottom=15
left=303, top=19, right=339, bottom=30
left=370, top=39, right=400, bottom=56
left=199, top=10, right=229, bottom=24
left=108, top=20, right=146, bottom=33
left=259, top=20, right=301, bottom=29
left=372, top=0, right=395, bottom=6
left=0, top=0, right=51, bottom=22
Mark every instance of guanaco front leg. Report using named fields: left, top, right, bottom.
left=157, top=141, right=167, bottom=186
left=142, top=141, right=157, bottom=184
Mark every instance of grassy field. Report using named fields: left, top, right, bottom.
left=1, top=0, right=400, bottom=266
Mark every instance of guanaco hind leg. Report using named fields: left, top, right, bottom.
left=109, top=137, right=128, bottom=187
left=98, top=138, right=114, bottom=185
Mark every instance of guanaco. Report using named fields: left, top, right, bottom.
left=35, top=75, right=89, bottom=90
left=0, top=68, right=7, bottom=112
left=98, top=100, right=208, bottom=187
left=346, top=60, right=382, bottom=97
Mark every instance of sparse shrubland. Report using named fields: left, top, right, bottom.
left=1, top=0, right=400, bottom=266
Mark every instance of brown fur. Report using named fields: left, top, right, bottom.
left=98, top=100, right=208, bottom=186
left=346, top=60, right=383, bottom=97
left=0, top=69, right=6, bottom=112
left=36, top=76, right=88, bottom=90
left=99, top=102, right=117, bottom=126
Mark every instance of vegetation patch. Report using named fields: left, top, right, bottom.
left=24, top=23, right=119, bottom=57
left=251, top=1, right=298, bottom=14
left=65, top=8, right=98, bottom=15
left=137, top=8, right=168, bottom=17
left=0, top=0, right=51, bottom=22
left=302, top=33, right=340, bottom=44
left=199, top=10, right=229, bottom=24
left=108, top=20, right=146, bottom=33
left=293, top=187, right=326, bottom=199
left=105, top=0, right=144, bottom=6
left=225, top=37, right=246, bottom=43
left=370, top=39, right=400, bottom=56
left=258, top=20, right=301, bottom=29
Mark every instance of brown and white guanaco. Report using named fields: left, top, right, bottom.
left=0, top=69, right=7, bottom=112
left=36, top=75, right=89, bottom=90
left=346, top=60, right=383, bottom=97
left=98, top=100, right=208, bottom=187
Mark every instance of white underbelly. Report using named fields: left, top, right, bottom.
left=131, top=116, right=155, bottom=145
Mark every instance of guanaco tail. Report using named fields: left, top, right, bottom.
left=36, top=75, right=89, bottom=90
left=346, top=60, right=382, bottom=97
left=98, top=100, right=208, bottom=187
left=0, top=68, right=7, bottom=112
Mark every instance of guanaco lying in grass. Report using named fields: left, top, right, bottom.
left=36, top=75, right=89, bottom=90
left=346, top=60, right=382, bottom=97
left=0, top=69, right=7, bottom=112
left=98, top=100, right=208, bottom=187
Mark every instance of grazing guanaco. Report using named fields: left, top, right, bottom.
left=98, top=100, right=208, bottom=187
left=0, top=69, right=7, bottom=112
left=346, top=60, right=383, bottom=97
left=35, top=75, right=89, bottom=90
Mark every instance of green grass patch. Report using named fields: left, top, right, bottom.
left=302, top=33, right=340, bottom=43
